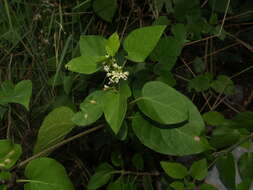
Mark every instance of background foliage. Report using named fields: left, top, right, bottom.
left=0, top=0, right=253, bottom=189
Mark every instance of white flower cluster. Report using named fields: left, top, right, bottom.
left=103, top=57, right=129, bottom=86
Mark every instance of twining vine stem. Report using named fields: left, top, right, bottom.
left=14, top=124, right=105, bottom=169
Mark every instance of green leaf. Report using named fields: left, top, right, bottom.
left=160, top=161, right=188, bottom=179
left=72, top=91, right=104, bottom=126
left=199, top=183, right=219, bottom=190
left=238, top=153, right=253, bottom=180
left=33, top=107, right=75, bottom=154
left=150, top=24, right=185, bottom=71
left=203, top=111, right=226, bottom=126
left=93, top=0, right=117, bottom=22
left=190, top=159, right=208, bottom=180
left=0, top=140, right=22, bottom=170
left=188, top=73, right=213, bottom=92
left=229, top=112, right=253, bottom=132
left=106, top=32, right=120, bottom=56
left=88, top=163, right=115, bottom=190
left=137, top=81, right=188, bottom=125
left=170, top=181, right=184, bottom=190
left=24, top=157, right=74, bottom=190
left=132, top=95, right=207, bottom=156
left=103, top=90, right=127, bottom=134
left=211, top=75, right=235, bottom=95
left=65, top=56, right=101, bottom=74
left=210, top=127, right=240, bottom=149
left=0, top=80, right=32, bottom=110
left=123, top=25, right=166, bottom=62
left=80, top=35, right=107, bottom=57
left=216, top=153, right=236, bottom=190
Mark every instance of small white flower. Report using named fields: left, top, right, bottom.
left=105, top=54, right=110, bottom=58
left=103, top=65, right=110, bottom=72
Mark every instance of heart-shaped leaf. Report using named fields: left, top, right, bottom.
left=0, top=140, right=22, bottom=170
left=33, top=107, right=75, bottom=154
left=132, top=95, right=208, bottom=156
left=88, top=163, right=115, bottom=190
left=93, top=0, right=117, bottom=23
left=103, top=90, right=127, bottom=134
left=80, top=35, right=107, bottom=57
left=123, top=25, right=166, bottom=62
left=137, top=81, right=188, bottom=125
left=24, top=157, right=74, bottom=190
left=65, top=56, right=101, bottom=74
left=160, top=161, right=188, bottom=179
left=72, top=91, right=104, bottom=126
left=0, top=80, right=32, bottom=110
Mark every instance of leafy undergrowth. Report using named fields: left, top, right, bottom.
left=0, top=0, right=253, bottom=189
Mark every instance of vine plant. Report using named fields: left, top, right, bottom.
left=0, top=19, right=253, bottom=190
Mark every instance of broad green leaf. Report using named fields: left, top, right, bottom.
left=188, top=73, right=213, bottom=92
left=160, top=161, right=188, bottom=179
left=0, top=140, right=22, bottom=170
left=236, top=179, right=252, bottom=190
left=33, top=107, right=75, bottom=154
left=106, top=32, right=120, bottom=56
left=210, top=127, right=240, bottom=149
left=80, top=35, right=107, bottom=57
left=170, top=181, right=184, bottom=190
left=72, top=91, right=104, bottom=126
left=103, top=90, right=127, bottom=134
left=217, top=153, right=236, bottom=190
left=200, top=183, right=219, bottom=190
left=211, top=75, right=235, bottom=95
left=132, top=95, right=208, bottom=156
left=65, top=56, right=101, bottom=74
left=203, top=111, right=226, bottom=126
left=119, top=81, right=132, bottom=98
left=93, top=0, right=117, bottom=22
left=0, top=80, right=32, bottom=110
left=88, top=163, right=115, bottom=190
left=24, top=157, right=74, bottom=190
left=123, top=25, right=166, bottom=62
left=137, top=81, right=188, bottom=125
left=228, top=112, right=253, bottom=132
left=238, top=153, right=253, bottom=180
left=150, top=25, right=184, bottom=71
left=190, top=159, right=208, bottom=180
